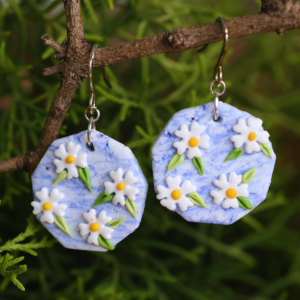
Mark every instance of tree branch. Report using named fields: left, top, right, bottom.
left=42, top=64, right=64, bottom=76
left=0, top=0, right=89, bottom=174
left=41, top=34, right=66, bottom=54
left=93, top=0, right=300, bottom=67
left=0, top=155, right=28, bottom=173
left=1, top=0, right=300, bottom=174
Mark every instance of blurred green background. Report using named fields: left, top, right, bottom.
left=1, top=0, right=300, bottom=299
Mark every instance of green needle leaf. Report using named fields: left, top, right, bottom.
left=52, top=170, right=67, bottom=186
left=260, top=143, right=273, bottom=158
left=78, top=167, right=92, bottom=193
left=242, top=168, right=257, bottom=183
left=108, top=217, right=126, bottom=229
left=98, top=235, right=115, bottom=250
left=224, top=148, right=243, bottom=162
left=106, top=0, right=114, bottom=10
left=126, top=199, right=137, bottom=218
left=83, top=0, right=97, bottom=23
left=92, top=192, right=114, bottom=207
left=54, top=216, right=73, bottom=238
left=237, top=197, right=253, bottom=210
left=166, top=154, right=184, bottom=173
left=188, top=192, right=208, bottom=208
left=192, top=157, right=204, bottom=175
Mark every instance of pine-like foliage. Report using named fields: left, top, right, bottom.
left=1, top=0, right=300, bottom=299
left=0, top=214, right=55, bottom=291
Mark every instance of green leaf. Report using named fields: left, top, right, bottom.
left=92, top=192, right=114, bottom=207
left=108, top=217, right=126, bottom=229
left=78, top=167, right=92, bottom=193
left=242, top=168, right=257, bottom=183
left=0, top=253, right=27, bottom=291
left=98, top=235, right=115, bottom=251
left=224, top=148, right=243, bottom=162
left=83, top=0, right=97, bottom=23
left=125, top=199, right=137, bottom=218
left=106, top=0, right=114, bottom=10
left=192, top=157, right=204, bottom=175
left=166, top=154, right=184, bottom=173
left=237, top=197, right=253, bottom=210
left=54, top=216, right=73, bottom=238
left=260, top=143, right=273, bottom=158
left=52, top=170, right=67, bottom=186
left=0, top=215, right=55, bottom=255
left=188, top=192, right=208, bottom=208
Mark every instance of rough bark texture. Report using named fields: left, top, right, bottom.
left=93, top=1, right=300, bottom=67
left=0, top=0, right=299, bottom=174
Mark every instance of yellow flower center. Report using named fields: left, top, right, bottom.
left=65, top=155, right=75, bottom=164
left=43, top=202, right=52, bottom=211
left=117, top=183, right=125, bottom=191
left=188, top=137, right=199, bottom=148
left=226, top=188, right=237, bottom=199
left=171, top=190, right=181, bottom=200
left=248, top=132, right=257, bottom=141
left=90, top=223, right=100, bottom=232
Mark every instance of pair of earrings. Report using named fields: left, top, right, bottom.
left=31, top=17, right=276, bottom=252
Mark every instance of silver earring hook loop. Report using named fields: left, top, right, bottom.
left=85, top=44, right=100, bottom=145
left=88, top=44, right=98, bottom=110
left=87, top=117, right=96, bottom=146
left=214, top=95, right=219, bottom=122
left=214, top=16, right=228, bottom=83
left=207, top=16, right=228, bottom=121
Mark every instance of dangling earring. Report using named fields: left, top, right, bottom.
left=152, top=17, right=276, bottom=224
left=31, top=45, right=148, bottom=251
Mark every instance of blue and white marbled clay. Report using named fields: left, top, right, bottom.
left=152, top=101, right=276, bottom=225
left=32, top=130, right=148, bottom=252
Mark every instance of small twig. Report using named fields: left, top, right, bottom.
left=42, top=64, right=64, bottom=76
left=41, top=34, right=66, bottom=55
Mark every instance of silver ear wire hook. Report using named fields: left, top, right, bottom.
left=88, top=44, right=98, bottom=112
left=213, top=16, right=228, bottom=83
left=85, top=44, right=100, bottom=146
left=199, top=16, right=228, bottom=121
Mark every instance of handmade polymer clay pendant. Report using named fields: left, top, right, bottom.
left=152, top=17, right=276, bottom=224
left=31, top=45, right=148, bottom=251
left=152, top=101, right=276, bottom=224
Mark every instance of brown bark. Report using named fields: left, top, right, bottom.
left=0, top=0, right=299, bottom=174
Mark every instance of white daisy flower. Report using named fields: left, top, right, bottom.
left=78, top=209, right=114, bottom=246
left=156, top=176, right=196, bottom=212
left=173, top=122, right=210, bottom=159
left=210, top=172, right=249, bottom=209
left=230, top=117, right=270, bottom=154
left=103, top=168, right=139, bottom=206
left=31, top=188, right=67, bottom=223
left=53, top=141, right=87, bottom=179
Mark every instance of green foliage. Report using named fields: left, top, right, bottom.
left=0, top=0, right=300, bottom=299
left=0, top=254, right=27, bottom=291
left=0, top=215, right=55, bottom=291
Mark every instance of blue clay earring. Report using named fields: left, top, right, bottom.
left=31, top=45, right=148, bottom=251
left=152, top=17, right=276, bottom=224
